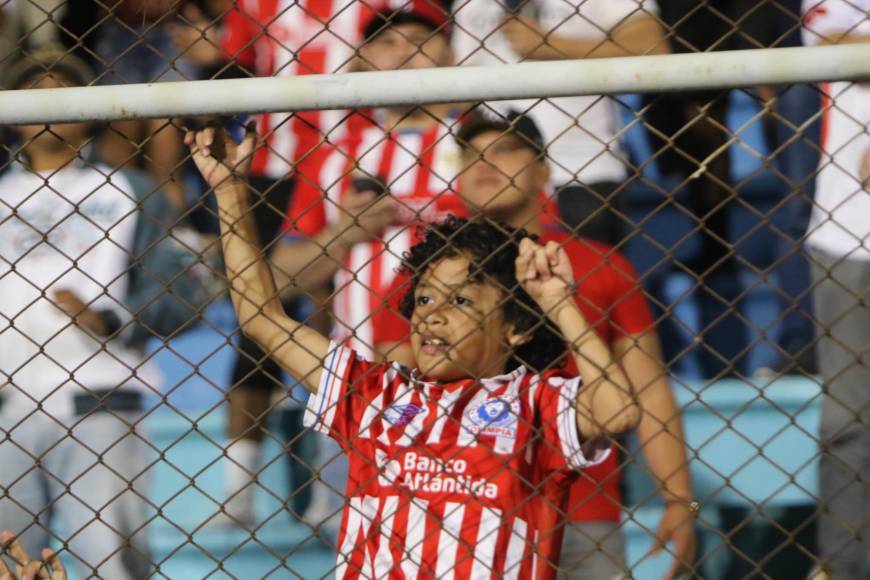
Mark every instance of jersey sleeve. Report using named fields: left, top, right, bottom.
left=606, top=250, right=655, bottom=338
left=303, top=342, right=391, bottom=445
left=533, top=375, right=611, bottom=472
left=801, top=0, right=868, bottom=46
left=220, top=4, right=259, bottom=70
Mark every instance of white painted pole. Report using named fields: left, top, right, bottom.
left=1, top=45, right=868, bottom=124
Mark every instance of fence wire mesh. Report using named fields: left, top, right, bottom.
left=0, top=0, right=868, bottom=578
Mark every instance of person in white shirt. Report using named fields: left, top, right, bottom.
left=801, top=2, right=870, bottom=578
left=0, top=52, right=154, bottom=580
left=451, top=0, right=667, bottom=245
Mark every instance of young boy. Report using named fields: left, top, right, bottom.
left=187, top=125, right=640, bottom=577
left=218, top=3, right=460, bottom=524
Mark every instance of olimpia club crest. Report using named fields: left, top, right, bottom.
left=465, top=397, right=520, bottom=438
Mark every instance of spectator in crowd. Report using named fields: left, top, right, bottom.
left=0, top=51, right=155, bottom=580
left=801, top=2, right=869, bottom=578
left=640, top=0, right=790, bottom=379
left=753, top=0, right=822, bottom=376
left=0, top=530, right=67, bottom=580
left=451, top=0, right=667, bottom=246
left=442, top=112, right=696, bottom=578
left=268, top=1, right=463, bottom=533
left=171, top=0, right=374, bottom=526
left=94, top=0, right=203, bottom=210
left=187, top=118, right=641, bottom=576
left=653, top=0, right=821, bottom=378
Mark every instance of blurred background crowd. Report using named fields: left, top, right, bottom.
left=0, top=0, right=867, bottom=578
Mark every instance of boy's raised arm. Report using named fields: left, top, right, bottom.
left=516, top=238, right=640, bottom=441
left=186, top=127, right=329, bottom=393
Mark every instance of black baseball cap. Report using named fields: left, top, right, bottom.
left=456, top=110, right=547, bottom=156
left=361, top=0, right=450, bottom=41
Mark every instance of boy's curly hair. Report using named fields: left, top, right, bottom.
left=399, top=216, right=566, bottom=373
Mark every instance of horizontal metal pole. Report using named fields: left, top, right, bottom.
left=1, top=45, right=868, bottom=124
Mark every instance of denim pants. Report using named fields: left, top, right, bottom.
left=810, top=248, right=870, bottom=580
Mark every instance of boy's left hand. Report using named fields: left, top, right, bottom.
left=515, top=238, right=575, bottom=319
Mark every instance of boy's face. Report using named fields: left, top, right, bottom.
left=410, top=254, right=525, bottom=381
left=458, top=131, right=549, bottom=221
left=358, top=23, right=453, bottom=72
left=15, top=75, right=88, bottom=150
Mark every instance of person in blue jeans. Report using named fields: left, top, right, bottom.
left=764, top=81, right=821, bottom=375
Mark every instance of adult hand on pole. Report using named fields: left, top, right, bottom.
left=184, top=122, right=257, bottom=190
left=0, top=531, right=67, bottom=580
left=650, top=501, right=698, bottom=580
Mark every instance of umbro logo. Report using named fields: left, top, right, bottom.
left=384, top=403, right=428, bottom=426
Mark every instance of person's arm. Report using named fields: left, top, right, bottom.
left=502, top=15, right=669, bottom=61
left=516, top=238, right=639, bottom=440
left=816, top=33, right=870, bottom=44
left=270, top=189, right=398, bottom=298
left=186, top=127, right=329, bottom=392
left=615, top=332, right=696, bottom=580
left=802, top=1, right=870, bottom=46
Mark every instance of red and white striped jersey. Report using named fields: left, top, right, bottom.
left=284, top=114, right=468, bottom=357
left=221, top=0, right=365, bottom=178
left=304, top=343, right=610, bottom=579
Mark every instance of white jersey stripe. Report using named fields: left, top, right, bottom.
left=525, top=376, right=541, bottom=464
left=555, top=376, right=610, bottom=469
left=357, top=391, right=385, bottom=441
left=401, top=498, right=428, bottom=580
left=493, top=374, right=523, bottom=455
left=425, top=388, right=463, bottom=445
left=378, top=367, right=408, bottom=445
left=457, top=389, right=491, bottom=448
left=469, top=507, right=502, bottom=580
left=503, top=517, right=528, bottom=580
left=389, top=133, right=424, bottom=194
left=303, top=343, right=350, bottom=434
left=347, top=243, right=375, bottom=356
left=531, top=530, right=539, bottom=579
left=336, top=495, right=377, bottom=580
left=435, top=501, right=466, bottom=579
left=373, top=495, right=399, bottom=578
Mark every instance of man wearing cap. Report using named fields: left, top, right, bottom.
left=446, top=112, right=696, bottom=579
left=451, top=0, right=666, bottom=247
left=0, top=51, right=156, bottom=579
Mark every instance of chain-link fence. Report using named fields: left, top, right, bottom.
left=0, top=0, right=868, bottom=578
